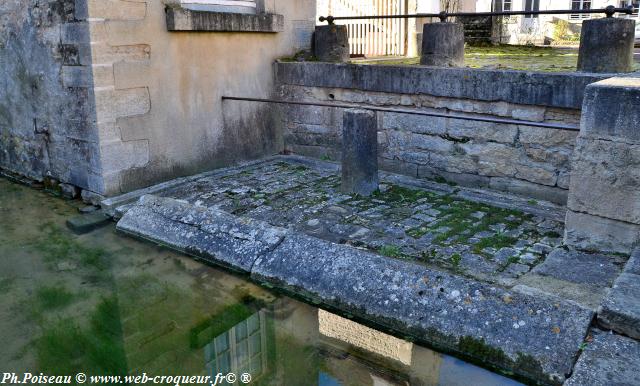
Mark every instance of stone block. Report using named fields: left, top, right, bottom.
left=100, top=139, right=150, bottom=173
left=447, top=120, right=518, bottom=144
left=94, top=87, right=150, bottom=122
left=490, top=177, right=568, bottom=205
left=518, top=126, right=577, bottom=146
left=61, top=65, right=92, bottom=87
left=564, top=210, right=640, bottom=254
left=60, top=183, right=80, bottom=199
left=66, top=211, right=110, bottom=234
left=577, top=18, right=635, bottom=73
left=625, top=248, right=640, bottom=275
left=252, top=232, right=594, bottom=384
left=313, top=25, right=349, bottom=63
left=87, top=0, right=147, bottom=21
left=567, top=138, right=640, bottom=225
left=420, top=22, right=464, bottom=67
left=382, top=112, right=447, bottom=136
left=341, top=110, right=378, bottom=196
left=580, top=77, right=640, bottom=143
left=565, top=329, right=640, bottom=386
left=411, top=133, right=454, bottom=154
left=61, top=22, right=90, bottom=44
left=275, top=62, right=607, bottom=109
left=113, top=60, right=150, bottom=89
left=531, top=249, right=623, bottom=288
left=598, top=272, right=640, bottom=339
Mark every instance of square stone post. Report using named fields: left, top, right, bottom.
left=565, top=78, right=640, bottom=253
left=341, top=109, right=379, bottom=196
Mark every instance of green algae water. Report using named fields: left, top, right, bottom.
left=0, top=178, right=523, bottom=386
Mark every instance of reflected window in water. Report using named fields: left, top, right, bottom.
left=204, top=311, right=267, bottom=382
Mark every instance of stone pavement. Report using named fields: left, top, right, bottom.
left=107, top=156, right=640, bottom=385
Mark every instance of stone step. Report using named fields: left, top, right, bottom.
left=564, top=329, right=640, bottom=386
left=597, top=249, right=640, bottom=340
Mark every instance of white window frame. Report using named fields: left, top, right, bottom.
left=570, top=0, right=592, bottom=20
left=179, top=0, right=258, bottom=14
left=492, top=0, right=513, bottom=12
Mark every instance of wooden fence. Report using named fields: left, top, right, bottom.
left=327, top=0, right=408, bottom=57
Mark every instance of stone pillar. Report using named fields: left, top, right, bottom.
left=314, top=25, right=349, bottom=63
left=341, top=109, right=379, bottom=196
left=420, top=22, right=465, bottom=67
left=577, top=18, right=636, bottom=73
left=565, top=78, right=640, bottom=254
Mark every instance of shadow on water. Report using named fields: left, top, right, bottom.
left=0, top=178, right=523, bottom=386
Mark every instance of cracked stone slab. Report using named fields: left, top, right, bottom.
left=597, top=272, right=640, bottom=340
left=252, top=233, right=593, bottom=385
left=564, top=330, right=640, bottom=386
left=116, top=195, right=286, bottom=272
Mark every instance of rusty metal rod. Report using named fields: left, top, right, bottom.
left=221, top=96, right=580, bottom=131
left=319, top=5, right=635, bottom=24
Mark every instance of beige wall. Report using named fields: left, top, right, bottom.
left=87, top=0, right=316, bottom=196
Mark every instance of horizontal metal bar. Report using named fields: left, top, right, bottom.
left=319, top=5, right=635, bottom=24
left=221, top=96, right=580, bottom=132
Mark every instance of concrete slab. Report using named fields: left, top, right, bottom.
left=564, top=330, right=640, bottom=386
left=252, top=233, right=594, bottom=385
left=597, top=272, right=640, bottom=340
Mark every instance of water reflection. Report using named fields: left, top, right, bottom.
left=0, top=178, right=522, bottom=386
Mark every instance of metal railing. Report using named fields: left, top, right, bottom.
left=221, top=96, right=579, bottom=132
left=319, top=5, right=636, bottom=24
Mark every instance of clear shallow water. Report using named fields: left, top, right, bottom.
left=0, top=178, right=523, bottom=386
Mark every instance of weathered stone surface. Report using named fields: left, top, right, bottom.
left=564, top=210, right=640, bottom=254
left=568, top=138, right=640, bottom=225
left=252, top=233, right=593, bottom=384
left=578, top=77, right=640, bottom=143
left=577, top=18, right=636, bottom=73
left=66, top=211, right=110, bottom=235
left=564, top=330, right=640, bottom=386
left=565, top=78, right=640, bottom=253
left=116, top=195, right=287, bottom=272
left=165, top=7, right=284, bottom=32
left=314, top=25, right=350, bottom=63
left=597, top=272, right=640, bottom=340
left=517, top=249, right=625, bottom=310
left=530, top=249, right=623, bottom=288
left=625, top=248, right=640, bottom=275
left=275, top=62, right=608, bottom=109
left=420, top=23, right=465, bottom=67
left=341, top=110, right=379, bottom=195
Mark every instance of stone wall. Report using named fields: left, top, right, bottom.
left=86, top=0, right=316, bottom=196
left=277, top=62, right=608, bottom=204
left=565, top=78, right=640, bottom=253
left=0, top=0, right=100, bottom=192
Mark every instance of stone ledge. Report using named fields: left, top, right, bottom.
left=165, top=7, right=284, bottom=33
left=275, top=62, right=609, bottom=109
left=116, top=192, right=593, bottom=385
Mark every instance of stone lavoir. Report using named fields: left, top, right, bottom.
left=1, top=0, right=640, bottom=385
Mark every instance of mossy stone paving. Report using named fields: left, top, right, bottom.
left=160, top=160, right=564, bottom=285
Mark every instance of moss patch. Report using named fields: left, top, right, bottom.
left=36, top=285, right=75, bottom=310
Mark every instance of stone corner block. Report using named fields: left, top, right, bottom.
left=564, top=210, right=640, bottom=254
left=581, top=77, right=640, bottom=143
left=597, top=272, right=640, bottom=340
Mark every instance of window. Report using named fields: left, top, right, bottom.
left=180, top=0, right=258, bottom=14
left=570, top=0, right=592, bottom=20
left=492, top=0, right=512, bottom=12
left=524, top=0, right=540, bottom=19
left=205, top=312, right=267, bottom=382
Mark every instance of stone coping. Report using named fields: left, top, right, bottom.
left=166, top=7, right=283, bottom=32
left=116, top=193, right=593, bottom=385
left=275, top=61, right=612, bottom=109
